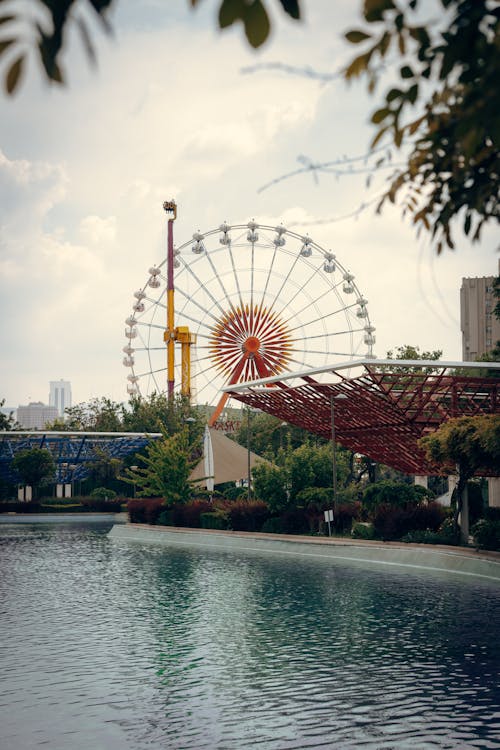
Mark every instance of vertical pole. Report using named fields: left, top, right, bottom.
left=163, top=200, right=177, bottom=400
left=331, top=394, right=337, bottom=520
left=247, top=407, right=251, bottom=502
left=167, top=217, right=175, bottom=399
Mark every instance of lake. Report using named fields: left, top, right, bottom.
left=1, top=521, right=499, bottom=749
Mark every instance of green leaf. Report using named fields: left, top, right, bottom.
left=243, top=0, right=270, bottom=48
left=371, top=107, right=390, bottom=124
left=401, top=65, right=413, bottom=79
left=407, top=83, right=418, bottom=104
left=219, top=0, right=245, bottom=29
left=464, top=213, right=472, bottom=236
left=345, top=30, right=372, bottom=44
left=344, top=50, right=372, bottom=79
left=5, top=54, right=24, bottom=94
left=277, top=0, right=301, bottom=20
left=364, top=0, right=395, bottom=23
left=0, top=38, right=14, bottom=56
left=386, top=87, right=402, bottom=102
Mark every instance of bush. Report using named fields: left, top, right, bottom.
left=0, top=501, right=42, bottom=513
left=200, top=511, right=229, bottom=530
left=170, top=500, right=213, bottom=528
left=371, top=501, right=446, bottom=541
left=224, top=500, right=270, bottom=531
left=351, top=522, right=375, bottom=540
left=80, top=497, right=122, bottom=512
left=157, top=509, right=174, bottom=526
left=261, top=516, right=285, bottom=534
left=127, top=498, right=164, bottom=524
left=362, top=480, right=432, bottom=514
left=472, top=519, right=500, bottom=551
left=335, top=502, right=361, bottom=533
left=279, top=507, right=310, bottom=534
left=90, top=487, right=117, bottom=500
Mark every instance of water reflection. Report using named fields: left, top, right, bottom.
left=0, top=523, right=499, bottom=749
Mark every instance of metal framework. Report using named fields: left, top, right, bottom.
left=0, top=431, right=162, bottom=484
left=225, top=359, right=500, bottom=475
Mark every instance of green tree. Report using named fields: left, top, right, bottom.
left=420, top=414, right=500, bottom=542
left=0, top=399, right=15, bottom=430
left=252, top=461, right=289, bottom=512
left=123, top=430, right=201, bottom=503
left=12, top=447, right=56, bottom=498
left=0, top=0, right=300, bottom=94
left=344, top=0, right=499, bottom=253
left=46, top=397, right=124, bottom=432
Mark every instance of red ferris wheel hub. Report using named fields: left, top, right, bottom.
left=209, top=302, right=293, bottom=383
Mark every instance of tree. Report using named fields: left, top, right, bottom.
left=420, top=415, right=500, bottom=542
left=344, top=0, right=499, bottom=253
left=12, top=447, right=56, bottom=498
left=122, top=430, right=201, bottom=503
left=0, top=0, right=300, bottom=94
left=46, top=397, right=124, bottom=432
left=0, top=399, right=15, bottom=430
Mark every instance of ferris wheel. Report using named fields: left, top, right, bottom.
left=123, top=208, right=375, bottom=423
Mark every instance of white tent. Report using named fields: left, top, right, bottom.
left=190, top=426, right=266, bottom=488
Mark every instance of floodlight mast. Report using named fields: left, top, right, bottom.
left=163, top=200, right=177, bottom=399
left=162, top=200, right=196, bottom=400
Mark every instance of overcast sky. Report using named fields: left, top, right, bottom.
left=0, top=0, right=497, bottom=410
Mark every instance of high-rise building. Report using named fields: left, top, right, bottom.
left=17, top=402, right=59, bottom=430
left=49, top=380, right=72, bottom=418
left=460, top=262, right=500, bottom=361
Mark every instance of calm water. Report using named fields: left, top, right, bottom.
left=0, top=523, right=499, bottom=750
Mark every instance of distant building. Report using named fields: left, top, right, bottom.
left=460, top=262, right=500, bottom=361
left=17, top=402, right=59, bottom=430
left=49, top=380, right=72, bottom=418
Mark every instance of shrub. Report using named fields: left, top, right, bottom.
left=295, top=487, right=332, bottom=507
left=0, top=501, right=42, bottom=513
left=224, top=500, right=270, bottom=531
left=472, top=519, right=500, bottom=551
left=351, top=522, right=375, bottom=540
left=200, top=511, right=229, bottom=530
left=334, top=502, right=361, bottom=533
left=261, top=516, right=285, bottom=534
left=279, top=507, right=310, bottom=534
left=362, top=480, right=432, bottom=514
left=157, top=509, right=174, bottom=526
left=370, top=500, right=447, bottom=541
left=80, top=497, right=122, bottom=512
left=127, top=498, right=164, bottom=524
left=171, top=499, right=213, bottom=528
left=90, top=487, right=117, bottom=500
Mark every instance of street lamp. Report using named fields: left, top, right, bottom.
left=331, top=392, right=348, bottom=523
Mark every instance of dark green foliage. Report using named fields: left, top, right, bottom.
left=223, top=500, right=269, bottom=531
left=89, top=486, right=117, bottom=500
left=351, top=522, right=375, bottom=540
left=12, top=448, right=56, bottom=497
left=261, top=516, right=285, bottom=534
left=200, top=511, right=229, bottom=530
left=362, top=480, right=432, bottom=513
left=170, top=500, right=213, bottom=528
left=344, top=0, right=500, bottom=253
left=127, top=498, right=164, bottom=524
left=471, top=519, right=500, bottom=551
left=335, top=502, right=362, bottom=533
left=80, top=497, right=122, bottom=512
left=0, top=501, right=43, bottom=514
left=371, top=500, right=446, bottom=541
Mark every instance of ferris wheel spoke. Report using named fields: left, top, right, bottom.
left=125, top=219, right=374, bottom=409
left=273, top=263, right=324, bottom=322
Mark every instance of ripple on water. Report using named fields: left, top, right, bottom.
left=0, top=523, right=499, bottom=749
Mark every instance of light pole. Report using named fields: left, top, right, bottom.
left=331, top=392, right=348, bottom=523
left=130, top=466, right=138, bottom=498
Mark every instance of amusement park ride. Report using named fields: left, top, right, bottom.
left=123, top=200, right=376, bottom=424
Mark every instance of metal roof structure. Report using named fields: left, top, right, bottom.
left=224, top=359, right=500, bottom=476
left=0, top=431, right=162, bottom=484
